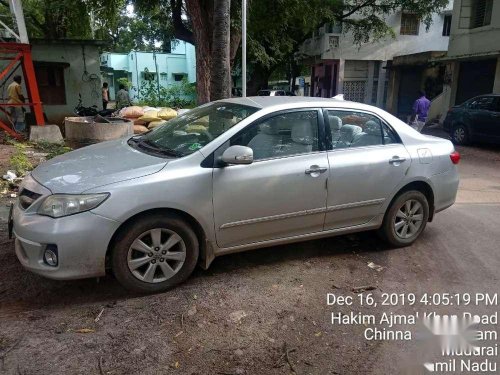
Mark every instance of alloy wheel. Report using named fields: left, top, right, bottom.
left=127, top=228, right=186, bottom=283
left=393, top=199, right=424, bottom=239
left=453, top=127, right=466, bottom=143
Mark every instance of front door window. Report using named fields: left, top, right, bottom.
left=231, top=110, right=319, bottom=160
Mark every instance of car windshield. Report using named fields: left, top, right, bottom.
left=131, top=102, right=259, bottom=157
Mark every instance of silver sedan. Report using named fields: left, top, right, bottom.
left=12, top=97, right=460, bottom=292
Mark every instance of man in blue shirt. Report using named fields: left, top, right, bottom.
left=410, top=90, right=430, bottom=132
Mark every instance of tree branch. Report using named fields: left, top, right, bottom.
left=170, top=0, right=194, bottom=44
left=338, top=0, right=376, bottom=20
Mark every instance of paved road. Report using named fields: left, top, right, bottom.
left=0, top=136, right=499, bottom=374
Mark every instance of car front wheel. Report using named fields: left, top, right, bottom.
left=111, top=214, right=199, bottom=293
left=451, top=124, right=469, bottom=145
left=379, top=191, right=429, bottom=247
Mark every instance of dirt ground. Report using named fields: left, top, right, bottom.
left=0, top=130, right=499, bottom=375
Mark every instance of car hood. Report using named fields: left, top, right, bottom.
left=32, top=138, right=168, bottom=193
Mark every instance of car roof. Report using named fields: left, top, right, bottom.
left=219, top=96, right=378, bottom=112
left=468, top=93, right=500, bottom=100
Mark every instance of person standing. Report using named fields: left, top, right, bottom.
left=410, top=90, right=430, bottom=132
left=116, top=84, right=131, bottom=109
left=7, top=75, right=26, bottom=133
left=102, top=82, right=109, bottom=110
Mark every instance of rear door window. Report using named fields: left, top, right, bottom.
left=468, top=96, right=495, bottom=110
left=325, top=110, right=398, bottom=150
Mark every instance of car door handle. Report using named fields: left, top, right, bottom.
left=305, top=166, right=328, bottom=175
left=389, top=156, right=406, bottom=164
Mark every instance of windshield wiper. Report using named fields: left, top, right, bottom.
left=137, top=139, right=184, bottom=157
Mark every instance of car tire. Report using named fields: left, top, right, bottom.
left=379, top=191, right=429, bottom=247
left=451, top=124, right=469, bottom=145
left=111, top=213, right=199, bottom=293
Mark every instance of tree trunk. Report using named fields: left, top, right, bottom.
left=210, top=0, right=232, bottom=100
left=194, top=45, right=212, bottom=104
left=229, top=27, right=242, bottom=71
left=185, top=0, right=214, bottom=104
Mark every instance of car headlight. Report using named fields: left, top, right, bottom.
left=38, top=193, right=109, bottom=218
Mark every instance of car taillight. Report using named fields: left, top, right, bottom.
left=450, top=151, right=460, bottom=164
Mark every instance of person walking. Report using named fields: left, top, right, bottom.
left=7, top=75, right=26, bottom=133
left=102, top=82, right=109, bottom=110
left=410, top=90, right=430, bottom=132
left=116, top=84, right=131, bottom=109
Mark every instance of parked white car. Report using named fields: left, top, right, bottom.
left=11, top=97, right=460, bottom=292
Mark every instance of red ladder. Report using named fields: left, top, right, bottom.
left=0, top=42, right=45, bottom=139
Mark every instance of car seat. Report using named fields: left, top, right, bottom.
left=284, top=120, right=315, bottom=155
left=336, top=124, right=362, bottom=148
left=352, top=120, right=382, bottom=147
left=328, top=115, right=343, bottom=145
left=247, top=118, right=282, bottom=159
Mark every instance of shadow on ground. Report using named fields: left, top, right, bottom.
left=0, top=230, right=392, bottom=312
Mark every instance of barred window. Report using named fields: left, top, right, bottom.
left=471, top=0, right=493, bottom=29
left=442, top=14, right=452, bottom=36
left=400, top=13, right=420, bottom=35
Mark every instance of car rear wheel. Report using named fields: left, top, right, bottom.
left=379, top=191, right=429, bottom=247
left=111, top=214, right=199, bottom=293
left=451, top=124, right=469, bottom=145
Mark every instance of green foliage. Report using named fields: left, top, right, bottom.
left=33, top=141, right=72, bottom=160
left=10, top=144, right=33, bottom=176
left=117, top=78, right=133, bottom=89
left=138, top=77, right=196, bottom=108
left=0, top=0, right=125, bottom=40
left=0, top=0, right=174, bottom=53
left=108, top=1, right=176, bottom=52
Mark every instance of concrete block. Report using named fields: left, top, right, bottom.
left=29, top=125, right=64, bottom=143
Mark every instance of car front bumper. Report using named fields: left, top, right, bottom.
left=13, top=202, right=121, bottom=280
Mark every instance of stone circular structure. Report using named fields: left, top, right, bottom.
left=64, top=117, right=134, bottom=145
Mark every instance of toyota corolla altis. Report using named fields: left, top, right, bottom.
left=11, top=97, right=459, bottom=292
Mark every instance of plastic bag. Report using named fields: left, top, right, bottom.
left=133, top=125, right=149, bottom=134
left=148, top=120, right=167, bottom=129
left=120, top=106, right=144, bottom=118
left=138, top=110, right=161, bottom=123
left=158, top=108, right=178, bottom=120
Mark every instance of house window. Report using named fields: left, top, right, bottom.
left=34, top=64, right=66, bottom=105
left=329, top=36, right=339, bottom=49
left=471, top=0, right=493, bottom=28
left=442, top=14, right=452, bottom=36
left=400, top=12, right=420, bottom=35
left=343, top=80, right=366, bottom=103
left=143, top=71, right=156, bottom=81
left=173, top=73, right=185, bottom=82
left=160, top=73, right=168, bottom=82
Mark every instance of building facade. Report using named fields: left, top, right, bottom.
left=298, top=1, right=453, bottom=120
left=436, top=0, right=500, bottom=119
left=100, top=40, right=196, bottom=102
left=1, top=39, right=102, bottom=124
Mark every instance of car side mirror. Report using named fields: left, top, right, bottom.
left=221, top=145, right=253, bottom=165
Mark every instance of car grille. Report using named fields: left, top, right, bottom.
left=19, top=188, right=42, bottom=210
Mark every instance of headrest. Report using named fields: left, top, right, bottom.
left=329, top=115, right=342, bottom=130
left=364, top=120, right=380, bottom=135
left=291, top=120, right=314, bottom=145
left=260, top=118, right=280, bottom=135
left=340, top=124, right=362, bottom=136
